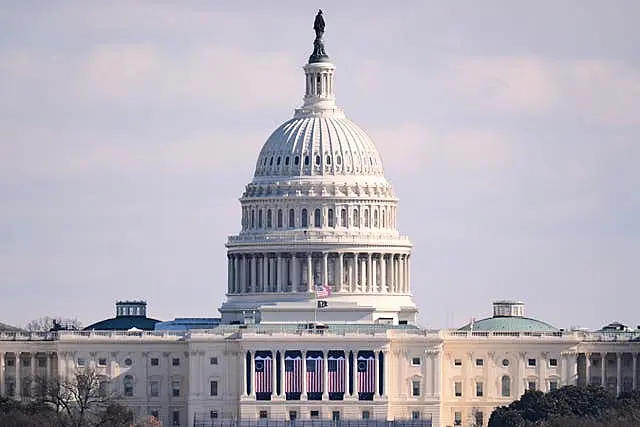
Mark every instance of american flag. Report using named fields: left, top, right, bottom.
left=357, top=355, right=375, bottom=393
left=315, top=283, right=331, bottom=299
left=328, top=355, right=346, bottom=393
left=284, top=354, right=302, bottom=393
left=255, top=355, right=272, bottom=393
left=306, top=356, right=324, bottom=393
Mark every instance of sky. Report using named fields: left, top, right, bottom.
left=1, top=1, right=639, bottom=330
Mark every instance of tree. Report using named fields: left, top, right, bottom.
left=24, top=316, right=82, bottom=332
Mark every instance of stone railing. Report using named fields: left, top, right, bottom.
left=442, top=330, right=571, bottom=339
left=228, top=230, right=409, bottom=244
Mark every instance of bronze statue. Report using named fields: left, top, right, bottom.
left=314, top=9, right=325, bottom=40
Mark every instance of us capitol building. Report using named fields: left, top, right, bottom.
left=1, top=12, right=639, bottom=427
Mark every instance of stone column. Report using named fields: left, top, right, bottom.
left=382, top=350, right=389, bottom=397
left=302, top=352, right=308, bottom=400
left=585, top=353, right=591, bottom=385
left=380, top=254, right=387, bottom=293
left=406, top=254, right=411, bottom=293
left=633, top=353, right=637, bottom=391
left=361, top=257, right=367, bottom=293
left=354, top=354, right=359, bottom=398
left=15, top=353, right=21, bottom=400
left=279, top=351, right=285, bottom=397
left=250, top=352, right=256, bottom=398
left=307, top=254, right=313, bottom=293
left=269, top=257, right=276, bottom=292
left=292, top=253, right=299, bottom=292
left=601, top=353, right=606, bottom=388
left=262, top=253, right=268, bottom=292
left=241, top=255, right=248, bottom=293
left=322, top=352, right=329, bottom=400
left=345, top=351, right=351, bottom=397
left=277, top=254, right=283, bottom=292
left=235, top=255, right=241, bottom=294
left=617, top=353, right=622, bottom=396
left=367, top=253, right=373, bottom=293
left=250, top=255, right=257, bottom=293
left=0, top=352, right=5, bottom=396
left=373, top=351, right=379, bottom=397
left=570, top=353, right=578, bottom=386
left=227, top=255, right=233, bottom=293
left=353, top=253, right=359, bottom=292
left=322, top=252, right=329, bottom=286
left=539, top=353, right=547, bottom=392
left=338, top=252, right=345, bottom=292
left=347, top=256, right=353, bottom=292
left=242, top=351, right=248, bottom=397
left=271, top=353, right=277, bottom=397
left=30, top=353, right=35, bottom=396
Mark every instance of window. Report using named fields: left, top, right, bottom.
left=269, top=157, right=273, bottom=166
left=289, top=411, right=297, bottom=421
left=310, top=410, right=319, bottom=419
left=210, top=357, right=218, bottom=365
left=528, top=358, right=536, bottom=367
left=353, top=209, right=360, bottom=227
left=124, top=375, right=134, bottom=397
left=502, top=359, right=510, bottom=367
left=38, top=358, right=46, bottom=367
left=502, top=375, right=511, bottom=397
left=210, top=380, right=218, bottom=396
left=124, top=358, right=132, bottom=366
left=549, top=380, right=558, bottom=391
left=412, top=380, right=421, bottom=397
left=285, top=156, right=290, bottom=166
left=454, top=411, right=462, bottom=426
left=326, top=155, right=331, bottom=165
left=412, top=357, right=421, bottom=366
left=277, top=209, right=283, bottom=228
left=528, top=381, right=536, bottom=391
left=549, top=358, right=558, bottom=367
left=304, top=155, right=310, bottom=166
left=172, top=358, right=180, bottom=366
left=276, top=156, right=281, bottom=166
left=98, top=358, right=107, bottom=366
left=294, top=155, right=300, bottom=166
left=373, top=210, right=378, bottom=227
left=364, top=209, right=369, bottom=227
left=412, top=411, right=421, bottom=420
left=251, top=210, right=255, bottom=228
left=150, top=381, right=159, bottom=397
left=172, top=410, right=180, bottom=426
left=476, top=382, right=484, bottom=397
left=23, top=358, right=30, bottom=367
left=210, top=411, right=218, bottom=419
left=6, top=359, right=14, bottom=367
left=314, top=208, right=321, bottom=227
left=336, top=156, right=342, bottom=165
left=301, top=209, right=308, bottom=227
left=172, top=380, right=181, bottom=397
left=266, top=209, right=272, bottom=228
left=454, top=359, right=462, bottom=366
left=151, top=358, right=159, bottom=366
left=315, top=155, right=321, bottom=165
left=454, top=381, right=462, bottom=397
left=341, top=209, right=347, bottom=227
left=476, top=358, right=484, bottom=367
left=475, top=411, right=484, bottom=427
left=332, top=411, right=340, bottom=421
left=258, top=209, right=263, bottom=228
left=289, top=209, right=295, bottom=228
left=362, top=411, right=370, bottom=420
left=328, top=208, right=334, bottom=227
left=259, top=410, right=268, bottom=419
left=76, top=358, right=86, bottom=367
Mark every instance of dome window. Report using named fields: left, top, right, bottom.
left=315, top=155, right=321, bottom=166
left=285, top=156, right=290, bottom=166
left=304, top=156, right=310, bottom=166
left=288, top=209, right=295, bottom=228
left=266, top=210, right=272, bottom=228
left=328, top=209, right=334, bottom=227
left=314, top=209, right=321, bottom=227
left=341, top=209, right=347, bottom=227
left=374, top=210, right=379, bottom=228
left=277, top=156, right=281, bottom=166
left=258, top=209, right=263, bottom=228
left=326, top=155, right=331, bottom=165
left=336, top=156, right=342, bottom=165
left=269, top=157, right=274, bottom=166
left=251, top=210, right=255, bottom=228
left=364, top=209, right=370, bottom=227
left=353, top=209, right=360, bottom=227
left=277, top=209, right=283, bottom=228
left=301, top=209, right=308, bottom=227
left=263, top=158, right=267, bottom=166
left=295, top=156, right=300, bottom=166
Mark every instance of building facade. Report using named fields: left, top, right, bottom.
left=1, top=12, right=639, bottom=427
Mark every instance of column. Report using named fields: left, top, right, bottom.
left=30, top=353, right=35, bottom=396
left=601, top=352, right=606, bottom=388
left=307, top=254, right=313, bottom=293
left=250, top=352, right=256, bottom=398
left=539, top=353, right=547, bottom=392
left=272, top=353, right=277, bottom=397
left=234, top=255, right=241, bottom=294
left=322, top=252, right=329, bottom=286
left=0, top=352, right=5, bottom=396
left=279, top=351, right=285, bottom=397
left=338, top=253, right=345, bottom=292
left=361, top=257, right=367, bottom=293
left=389, top=255, right=395, bottom=293
left=382, top=350, right=389, bottom=397
left=262, top=254, right=268, bottom=292
left=302, top=352, right=308, bottom=399
left=633, top=353, right=637, bottom=391
left=227, top=255, right=233, bottom=293
left=277, top=254, right=283, bottom=292
left=367, top=253, right=373, bottom=293
left=15, top=353, right=21, bottom=400
left=292, top=253, right=299, bottom=292
left=373, top=351, right=379, bottom=397
left=354, top=254, right=359, bottom=292
left=406, top=254, right=411, bottom=293
left=249, top=255, right=256, bottom=293
left=322, top=352, right=329, bottom=400
left=354, top=353, right=359, bottom=398
left=616, top=353, right=622, bottom=396
left=347, top=256, right=353, bottom=292
left=345, top=351, right=351, bottom=397
left=380, top=254, right=387, bottom=293
left=242, top=351, right=248, bottom=397
left=240, top=255, right=247, bottom=293
left=570, top=353, right=578, bottom=386
left=269, top=257, right=276, bottom=292
left=585, top=353, right=591, bottom=386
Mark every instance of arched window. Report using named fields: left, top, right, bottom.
left=381, top=209, right=386, bottom=228
left=341, top=209, right=347, bottom=227
left=301, top=209, right=308, bottom=227
left=353, top=209, right=360, bottom=227
left=304, top=156, right=310, bottom=166
left=315, top=155, right=321, bottom=166
left=502, top=375, right=511, bottom=397
left=294, top=156, right=300, bottom=165
left=266, top=210, right=272, bottom=228
left=328, top=209, right=334, bottom=227
left=258, top=209, right=263, bottom=228
left=251, top=210, right=255, bottom=228
left=373, top=210, right=379, bottom=228
left=124, top=375, right=134, bottom=397
left=276, top=156, right=281, bottom=165
left=269, top=157, right=273, bottom=166
left=285, top=156, right=290, bottom=166
left=326, top=155, right=331, bottom=165
left=277, top=209, right=283, bottom=228
left=336, top=156, right=342, bottom=165
left=314, top=209, right=321, bottom=227
left=289, top=209, right=295, bottom=228
left=364, top=209, right=370, bottom=227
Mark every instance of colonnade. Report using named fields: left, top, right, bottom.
left=583, top=352, right=639, bottom=395
left=0, top=351, right=55, bottom=399
left=228, top=252, right=411, bottom=295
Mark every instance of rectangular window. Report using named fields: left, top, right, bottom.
left=210, top=411, right=218, bottom=419
left=22, top=358, right=30, bottom=367
left=411, top=357, right=421, bottom=366
left=362, top=411, right=370, bottom=420
left=454, top=411, right=462, bottom=426
left=549, top=381, right=558, bottom=391
left=412, top=380, right=421, bottom=397
left=476, top=381, right=484, bottom=397
left=210, top=357, right=218, bottom=365
left=454, top=359, right=462, bottom=366
left=412, top=411, right=420, bottom=420
left=77, top=358, right=86, bottom=367
left=38, top=358, right=46, bottom=367
left=210, top=380, right=218, bottom=396
left=475, top=358, right=484, bottom=367
left=528, top=381, right=536, bottom=391
left=549, top=358, right=558, bottom=367
left=172, top=410, right=180, bottom=426
left=150, top=381, right=159, bottom=397
left=289, top=411, right=297, bottom=421
left=332, top=411, right=340, bottom=422
left=310, top=410, right=319, bottom=419
left=259, top=411, right=268, bottom=419
left=172, top=381, right=180, bottom=397
left=6, top=359, right=14, bottom=367
left=98, top=358, right=107, bottom=366
left=172, top=358, right=180, bottom=366
left=528, top=358, right=536, bottom=367
left=475, top=411, right=484, bottom=426
left=150, top=358, right=159, bottom=366
left=454, top=381, right=462, bottom=397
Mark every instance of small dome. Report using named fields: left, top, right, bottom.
left=459, top=316, right=558, bottom=333
left=253, top=115, right=384, bottom=179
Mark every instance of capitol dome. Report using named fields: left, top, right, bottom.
left=220, top=16, right=416, bottom=326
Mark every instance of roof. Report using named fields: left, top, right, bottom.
left=84, top=316, right=160, bottom=331
left=0, top=321, right=22, bottom=332
left=459, top=316, right=559, bottom=333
